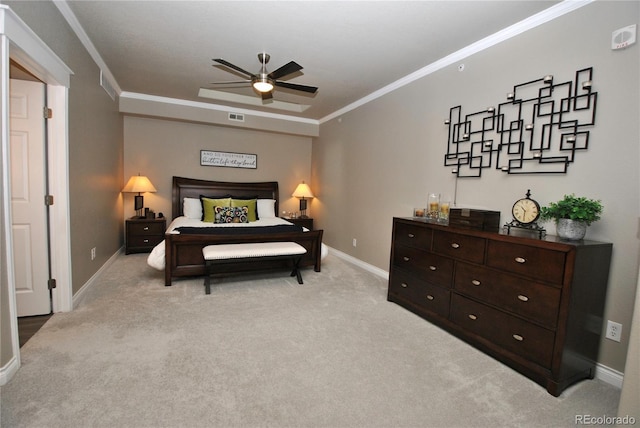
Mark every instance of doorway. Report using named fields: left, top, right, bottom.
left=10, top=74, right=52, bottom=318
left=0, top=5, right=73, bottom=385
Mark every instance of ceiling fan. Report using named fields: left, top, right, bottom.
left=211, top=53, right=318, bottom=100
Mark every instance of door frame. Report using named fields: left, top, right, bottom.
left=0, top=5, right=72, bottom=384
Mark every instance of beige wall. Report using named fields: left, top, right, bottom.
left=1, top=0, right=123, bottom=367
left=313, top=1, right=639, bottom=373
left=1, top=0, right=637, bottom=386
left=3, top=0, right=124, bottom=293
left=123, top=116, right=313, bottom=219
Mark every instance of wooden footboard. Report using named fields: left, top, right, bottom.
left=165, top=229, right=323, bottom=286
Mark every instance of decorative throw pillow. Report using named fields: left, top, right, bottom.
left=214, top=206, right=249, bottom=224
left=231, top=198, right=257, bottom=222
left=183, top=197, right=203, bottom=219
left=257, top=199, right=276, bottom=218
left=201, top=197, right=231, bottom=222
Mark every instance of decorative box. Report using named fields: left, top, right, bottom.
left=449, top=208, right=500, bottom=232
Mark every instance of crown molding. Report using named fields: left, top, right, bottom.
left=319, top=0, right=595, bottom=124
left=120, top=91, right=319, bottom=125
left=53, top=0, right=118, bottom=92
left=53, top=0, right=593, bottom=127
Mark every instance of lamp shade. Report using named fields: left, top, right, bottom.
left=292, top=182, right=314, bottom=199
left=122, top=175, right=157, bottom=193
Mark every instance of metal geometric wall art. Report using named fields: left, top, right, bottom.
left=444, top=67, right=597, bottom=177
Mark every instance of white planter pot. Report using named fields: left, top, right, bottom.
left=556, top=218, right=587, bottom=240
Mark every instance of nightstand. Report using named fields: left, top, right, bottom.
left=286, top=217, right=313, bottom=230
left=125, top=218, right=166, bottom=254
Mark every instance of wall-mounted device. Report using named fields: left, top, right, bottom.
left=612, top=24, right=636, bottom=50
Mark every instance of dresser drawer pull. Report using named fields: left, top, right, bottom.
left=512, top=334, right=524, bottom=342
left=517, top=294, right=529, bottom=302
left=143, top=226, right=149, bottom=231
left=401, top=282, right=408, bottom=288
left=403, top=256, right=410, bottom=262
left=143, top=239, right=149, bottom=243
left=468, top=314, right=477, bottom=320
left=426, top=295, right=434, bottom=301
left=515, top=257, right=526, bottom=264
left=429, top=265, right=437, bottom=271
left=471, top=279, right=481, bottom=286
left=451, top=243, right=460, bottom=249
left=408, top=233, right=415, bottom=238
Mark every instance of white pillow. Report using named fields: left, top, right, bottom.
left=257, top=199, right=276, bottom=218
left=183, top=197, right=203, bottom=219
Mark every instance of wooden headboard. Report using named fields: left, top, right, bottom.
left=171, top=176, right=279, bottom=220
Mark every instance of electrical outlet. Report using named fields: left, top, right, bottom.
left=352, top=238, right=357, bottom=247
left=91, top=247, right=96, bottom=260
left=605, top=320, right=622, bottom=342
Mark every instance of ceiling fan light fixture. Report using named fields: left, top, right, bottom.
left=212, top=53, right=317, bottom=99
left=252, top=76, right=274, bottom=93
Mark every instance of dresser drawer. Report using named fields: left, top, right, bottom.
left=127, top=221, right=165, bottom=236
left=393, top=245, right=453, bottom=286
left=389, top=269, right=450, bottom=318
left=454, top=262, right=561, bottom=328
left=432, top=230, right=485, bottom=264
left=127, top=234, right=163, bottom=248
left=450, top=294, right=555, bottom=368
left=126, top=219, right=166, bottom=254
left=394, top=222, right=432, bottom=249
left=486, top=240, right=566, bottom=285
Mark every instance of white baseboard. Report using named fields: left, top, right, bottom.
left=327, top=246, right=389, bottom=280
left=72, top=247, right=123, bottom=309
left=0, top=355, right=19, bottom=386
left=328, top=246, right=624, bottom=389
left=595, top=363, right=624, bottom=389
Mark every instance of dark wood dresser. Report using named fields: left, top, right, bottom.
left=388, top=217, right=612, bottom=396
left=125, top=218, right=166, bottom=254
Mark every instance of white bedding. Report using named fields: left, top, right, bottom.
left=147, top=216, right=327, bottom=270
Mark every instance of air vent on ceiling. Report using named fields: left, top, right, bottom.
left=100, top=70, right=116, bottom=101
left=228, top=112, right=245, bottom=122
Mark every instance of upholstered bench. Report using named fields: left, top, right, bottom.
left=202, top=242, right=307, bottom=294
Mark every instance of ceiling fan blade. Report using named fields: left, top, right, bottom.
left=275, top=81, right=318, bottom=94
left=209, top=80, right=251, bottom=85
left=213, top=59, right=255, bottom=78
left=268, top=61, right=303, bottom=80
left=261, top=91, right=273, bottom=101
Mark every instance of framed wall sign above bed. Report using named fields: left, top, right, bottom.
left=200, top=150, right=257, bottom=169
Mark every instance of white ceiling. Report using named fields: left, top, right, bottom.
left=61, top=1, right=563, bottom=120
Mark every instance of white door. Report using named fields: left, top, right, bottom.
left=10, top=79, right=50, bottom=316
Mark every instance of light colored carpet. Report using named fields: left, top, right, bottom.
left=1, top=252, right=620, bottom=427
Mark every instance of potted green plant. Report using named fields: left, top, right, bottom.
left=539, top=194, right=603, bottom=240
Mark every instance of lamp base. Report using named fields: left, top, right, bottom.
left=299, top=198, right=308, bottom=219
left=134, top=195, right=144, bottom=211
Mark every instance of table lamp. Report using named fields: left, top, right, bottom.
left=122, top=174, right=156, bottom=218
left=292, top=181, right=314, bottom=218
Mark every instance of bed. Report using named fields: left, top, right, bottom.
left=148, top=176, right=324, bottom=286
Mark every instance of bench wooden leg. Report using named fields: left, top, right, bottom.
left=204, top=261, right=213, bottom=294
left=204, top=272, right=211, bottom=295
left=291, top=256, right=304, bottom=284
